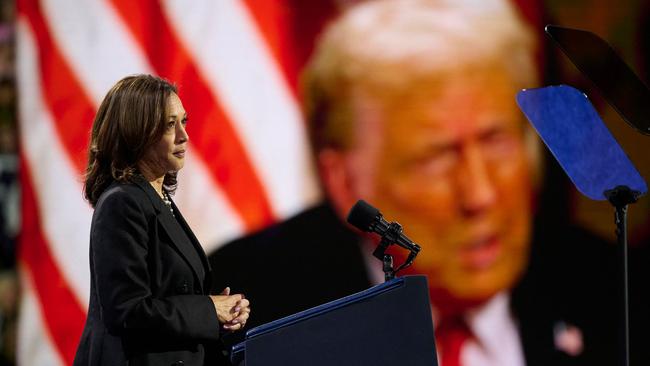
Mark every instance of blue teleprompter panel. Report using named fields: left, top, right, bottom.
left=516, top=85, right=646, bottom=201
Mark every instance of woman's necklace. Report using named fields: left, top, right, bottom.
left=162, top=190, right=175, bottom=217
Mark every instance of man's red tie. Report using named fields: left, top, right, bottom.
left=435, top=316, right=471, bottom=366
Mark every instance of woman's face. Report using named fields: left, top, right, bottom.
left=141, top=92, right=188, bottom=177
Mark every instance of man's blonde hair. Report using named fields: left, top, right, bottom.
left=303, top=0, right=539, bottom=153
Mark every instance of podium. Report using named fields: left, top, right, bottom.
left=230, top=275, right=438, bottom=366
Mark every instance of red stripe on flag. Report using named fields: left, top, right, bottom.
left=242, top=0, right=339, bottom=101
left=17, top=0, right=95, bottom=172
left=18, top=153, right=86, bottom=365
left=109, top=0, right=275, bottom=231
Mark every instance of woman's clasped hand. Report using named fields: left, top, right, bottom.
left=211, top=287, right=251, bottom=331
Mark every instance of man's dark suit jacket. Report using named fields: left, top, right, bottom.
left=210, top=203, right=626, bottom=366
left=74, top=177, right=224, bottom=366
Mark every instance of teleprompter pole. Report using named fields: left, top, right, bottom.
left=605, top=185, right=640, bottom=366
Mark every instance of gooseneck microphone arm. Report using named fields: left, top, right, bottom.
left=347, top=200, right=421, bottom=281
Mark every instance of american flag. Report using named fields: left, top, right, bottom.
left=15, top=1, right=339, bottom=364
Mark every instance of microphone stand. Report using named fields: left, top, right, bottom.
left=371, top=221, right=419, bottom=282
left=604, top=185, right=640, bottom=366
left=373, top=237, right=394, bottom=282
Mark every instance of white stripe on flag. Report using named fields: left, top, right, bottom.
left=39, top=0, right=151, bottom=103
left=17, top=268, right=66, bottom=366
left=16, top=19, right=92, bottom=306
left=175, top=157, right=246, bottom=253
left=161, top=0, right=322, bottom=220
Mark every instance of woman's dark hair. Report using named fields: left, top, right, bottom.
left=84, top=74, right=178, bottom=207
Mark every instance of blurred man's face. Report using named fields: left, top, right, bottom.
left=338, top=67, right=533, bottom=306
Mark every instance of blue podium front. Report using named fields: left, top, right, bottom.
left=231, top=275, right=437, bottom=366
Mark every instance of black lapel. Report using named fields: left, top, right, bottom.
left=170, top=200, right=211, bottom=271
left=169, top=198, right=213, bottom=290
left=132, top=177, right=206, bottom=291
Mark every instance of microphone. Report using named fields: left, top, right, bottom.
left=347, top=200, right=421, bottom=254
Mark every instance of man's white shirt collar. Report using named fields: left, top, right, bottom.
left=461, top=292, right=525, bottom=366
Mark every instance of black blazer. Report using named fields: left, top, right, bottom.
left=74, top=177, right=223, bottom=366
left=209, top=203, right=624, bottom=366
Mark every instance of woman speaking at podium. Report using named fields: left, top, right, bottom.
left=73, top=74, right=250, bottom=366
